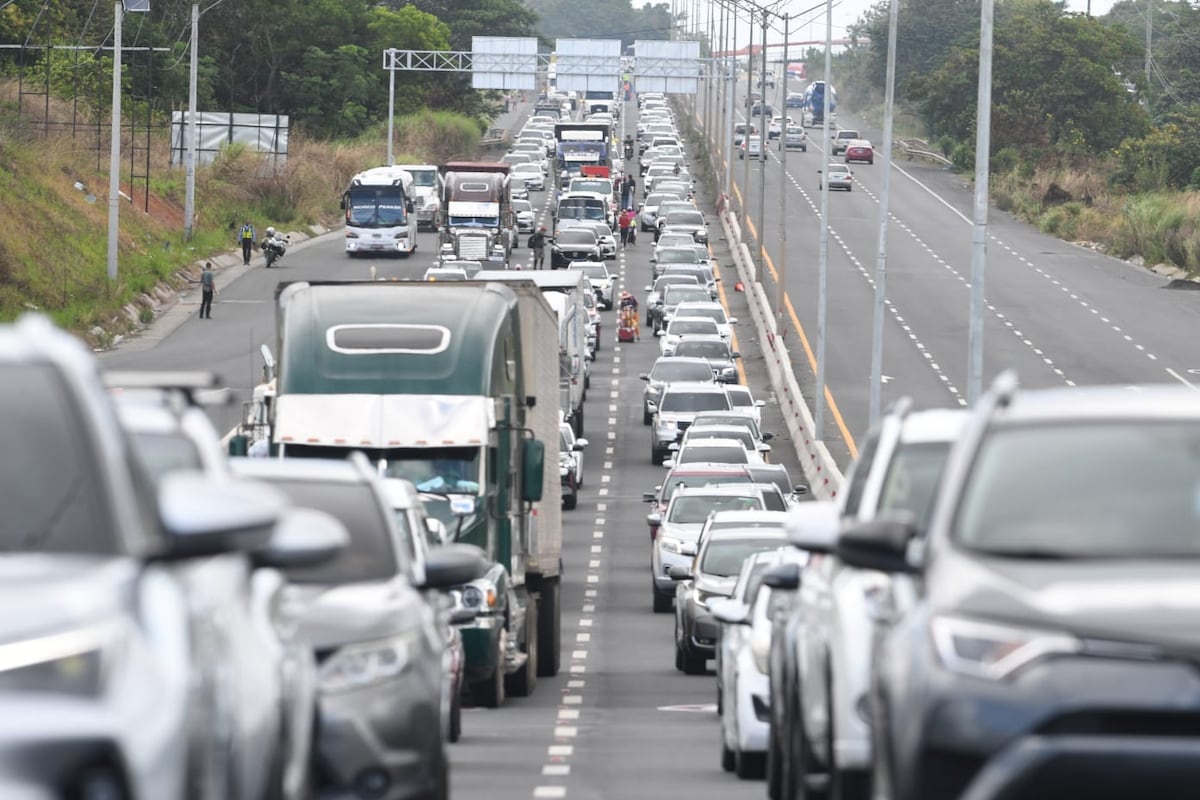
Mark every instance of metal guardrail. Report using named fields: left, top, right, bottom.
left=895, top=138, right=953, bottom=167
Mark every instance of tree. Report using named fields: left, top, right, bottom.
left=408, top=0, right=537, bottom=50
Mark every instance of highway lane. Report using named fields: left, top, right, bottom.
left=704, top=85, right=1200, bottom=467
left=96, top=96, right=809, bottom=798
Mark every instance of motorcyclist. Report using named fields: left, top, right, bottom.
left=260, top=226, right=286, bottom=267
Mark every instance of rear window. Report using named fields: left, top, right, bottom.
left=668, top=318, right=719, bottom=336
left=668, top=493, right=765, bottom=523
left=660, top=391, right=730, bottom=413
left=679, top=445, right=748, bottom=465
left=674, top=340, right=731, bottom=360
left=651, top=361, right=715, bottom=382
left=558, top=230, right=597, bottom=245
left=658, top=249, right=700, bottom=264
left=700, top=538, right=785, bottom=577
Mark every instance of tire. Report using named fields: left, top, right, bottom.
left=651, top=448, right=664, bottom=466
left=448, top=688, right=462, bottom=743
left=506, top=599, right=537, bottom=697
left=474, top=630, right=507, bottom=709
left=643, top=407, right=652, bottom=426
left=722, top=741, right=736, bottom=773
left=680, top=642, right=706, bottom=675
left=737, top=752, right=767, bottom=781
left=573, top=405, right=584, bottom=437
left=653, top=587, right=673, bottom=614
left=563, top=482, right=578, bottom=510
left=536, top=580, right=561, bottom=677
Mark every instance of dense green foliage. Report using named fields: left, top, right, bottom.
left=0, top=0, right=536, bottom=138
left=525, top=0, right=673, bottom=49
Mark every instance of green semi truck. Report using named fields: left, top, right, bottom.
left=249, top=280, right=562, bottom=707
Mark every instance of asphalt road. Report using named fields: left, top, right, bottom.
left=705, top=74, right=1200, bottom=468
left=97, top=93, right=804, bottom=799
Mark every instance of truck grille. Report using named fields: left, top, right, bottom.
left=456, top=233, right=489, bottom=259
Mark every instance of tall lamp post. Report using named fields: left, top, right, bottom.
left=106, top=0, right=151, bottom=282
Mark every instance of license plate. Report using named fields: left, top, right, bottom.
left=372, top=233, right=382, bottom=239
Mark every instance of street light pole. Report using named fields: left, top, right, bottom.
left=183, top=2, right=198, bottom=240
left=105, top=2, right=124, bottom=282
left=814, top=0, right=833, bottom=436
left=756, top=9, right=768, bottom=283
left=386, top=49, right=396, bottom=166
left=777, top=13, right=789, bottom=335
left=966, top=0, right=995, bottom=405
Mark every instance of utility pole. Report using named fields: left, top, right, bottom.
left=1145, top=0, right=1152, bottom=104
left=868, top=0, right=900, bottom=426
left=966, top=0, right=995, bottom=405
left=756, top=9, right=768, bottom=283
left=106, top=3, right=124, bottom=282
left=386, top=49, right=396, bottom=165
left=742, top=12, right=753, bottom=232
left=814, top=0, right=833, bottom=436
left=777, top=13, right=789, bottom=336
left=183, top=2, right=198, bottom=240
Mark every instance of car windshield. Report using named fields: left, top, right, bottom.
left=514, top=164, right=540, bottom=174
left=658, top=249, right=700, bottom=264
left=267, top=480, right=402, bottom=584
left=669, top=319, right=719, bottom=335
left=701, top=538, right=785, bottom=577
left=954, top=423, right=1200, bottom=557
left=660, top=391, right=730, bottom=413
left=513, top=200, right=532, bottom=213
left=345, top=188, right=407, bottom=229
left=665, top=290, right=710, bottom=307
left=679, top=445, right=748, bottom=465
left=655, top=277, right=700, bottom=292
left=668, top=494, right=765, bottom=523
left=644, top=194, right=673, bottom=208
left=406, top=170, right=436, bottom=187
left=558, top=230, right=597, bottom=245
left=651, top=361, right=715, bottom=382
left=674, top=340, right=731, bottom=360
left=878, top=442, right=953, bottom=531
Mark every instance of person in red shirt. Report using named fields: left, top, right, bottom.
left=618, top=208, right=634, bottom=247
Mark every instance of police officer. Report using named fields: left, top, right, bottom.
left=239, top=219, right=255, bottom=265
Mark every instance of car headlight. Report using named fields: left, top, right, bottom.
left=458, top=579, right=500, bottom=614
left=319, top=630, right=422, bottom=693
left=930, top=616, right=1081, bottom=681
left=659, top=536, right=684, bottom=554
left=0, top=625, right=112, bottom=697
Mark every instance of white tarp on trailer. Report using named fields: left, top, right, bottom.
left=273, top=393, right=493, bottom=447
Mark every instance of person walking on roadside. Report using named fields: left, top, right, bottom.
left=239, top=219, right=255, bottom=265
left=198, top=261, right=215, bottom=319
left=528, top=226, right=548, bottom=269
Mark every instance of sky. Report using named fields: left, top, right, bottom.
left=631, top=0, right=1120, bottom=46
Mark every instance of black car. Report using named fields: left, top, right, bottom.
left=672, top=336, right=741, bottom=384
left=550, top=228, right=602, bottom=269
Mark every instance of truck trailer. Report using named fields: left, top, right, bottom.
left=260, top=280, right=562, bottom=707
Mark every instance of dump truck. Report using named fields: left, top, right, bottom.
left=245, top=280, right=562, bottom=707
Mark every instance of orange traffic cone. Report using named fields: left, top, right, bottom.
left=734, top=281, right=745, bottom=292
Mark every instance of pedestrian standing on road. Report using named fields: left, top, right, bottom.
left=625, top=174, right=636, bottom=203
left=628, top=209, right=638, bottom=246
left=618, top=209, right=633, bottom=246
left=239, top=220, right=255, bottom=265
left=528, top=226, right=548, bottom=269
left=199, top=261, right=215, bottom=319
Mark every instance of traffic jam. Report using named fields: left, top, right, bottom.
left=0, top=68, right=1192, bottom=800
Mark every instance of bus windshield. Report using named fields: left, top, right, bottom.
left=345, top=188, right=407, bottom=229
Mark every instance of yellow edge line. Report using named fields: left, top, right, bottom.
left=731, top=177, right=859, bottom=460
left=714, top=259, right=749, bottom=387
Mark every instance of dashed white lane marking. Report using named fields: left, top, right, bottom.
left=555, top=727, right=579, bottom=738
left=547, top=745, right=574, bottom=757
left=562, top=695, right=583, bottom=705
left=542, top=765, right=571, bottom=777
left=571, top=649, right=587, bottom=659
left=558, top=709, right=580, bottom=720
left=575, top=632, right=591, bottom=642
left=534, top=787, right=567, bottom=799
left=590, top=544, right=602, bottom=553
left=568, top=679, right=585, bottom=688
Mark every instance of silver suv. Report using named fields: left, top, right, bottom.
left=831, top=128, right=860, bottom=155
left=840, top=373, right=1200, bottom=800
left=649, top=381, right=732, bottom=464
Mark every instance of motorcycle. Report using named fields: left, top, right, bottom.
left=262, top=233, right=289, bottom=268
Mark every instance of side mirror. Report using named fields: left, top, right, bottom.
left=644, top=285, right=653, bottom=292
left=755, top=400, right=766, bottom=408
left=732, top=352, right=742, bottom=359
left=643, top=492, right=658, bottom=503
left=647, top=512, right=663, bottom=526
left=159, top=473, right=281, bottom=559
left=762, top=432, right=775, bottom=442
left=662, top=459, right=676, bottom=469
left=817, top=169, right=823, bottom=174
left=792, top=484, right=810, bottom=497
left=709, top=597, right=750, bottom=625
left=668, top=564, right=692, bottom=581
left=836, top=514, right=920, bottom=574
left=521, top=438, right=545, bottom=502
left=573, top=439, right=589, bottom=450
left=786, top=500, right=840, bottom=554
left=680, top=541, right=698, bottom=557
left=667, top=442, right=680, bottom=451
left=421, top=543, right=489, bottom=590
left=255, top=507, right=349, bottom=569
left=655, top=329, right=665, bottom=337
left=727, top=317, right=738, bottom=325
left=758, top=443, right=773, bottom=453
left=640, top=373, right=651, bottom=382
left=762, top=562, right=801, bottom=591
left=649, top=256, right=657, bottom=262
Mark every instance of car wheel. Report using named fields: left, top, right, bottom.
left=643, top=407, right=652, bottom=425
left=737, top=751, right=767, bottom=780
left=505, top=598, right=537, bottom=697
left=653, top=588, right=673, bottom=614
left=651, top=447, right=664, bottom=466
left=563, top=481, right=578, bottom=510
left=574, top=405, right=584, bottom=437
left=448, top=686, right=462, bottom=743
left=474, top=629, right=507, bottom=709
left=722, top=740, right=736, bottom=773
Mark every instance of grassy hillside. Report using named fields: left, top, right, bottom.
left=0, top=105, right=485, bottom=344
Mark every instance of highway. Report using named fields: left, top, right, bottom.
left=98, top=92, right=805, bottom=799
left=709, top=74, right=1200, bottom=467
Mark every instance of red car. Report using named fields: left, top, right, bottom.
left=844, top=140, right=874, bottom=164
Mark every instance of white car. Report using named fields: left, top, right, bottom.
left=512, top=199, right=535, bottom=233
left=662, top=436, right=762, bottom=470
left=577, top=221, right=618, bottom=260
left=672, top=300, right=736, bottom=341
left=674, top=424, right=772, bottom=463
left=572, top=261, right=616, bottom=310
left=423, top=266, right=469, bottom=281
left=655, top=232, right=698, bottom=252
left=658, top=315, right=722, bottom=356
left=580, top=280, right=602, bottom=352
left=559, top=421, right=588, bottom=510
left=767, top=115, right=794, bottom=139
left=713, top=548, right=805, bottom=778
left=725, top=384, right=766, bottom=427
left=512, top=162, right=545, bottom=191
